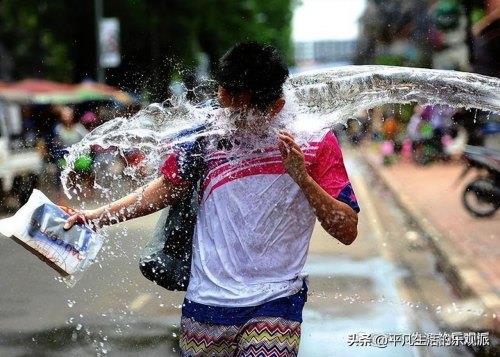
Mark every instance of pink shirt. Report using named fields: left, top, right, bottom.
left=161, top=130, right=359, bottom=307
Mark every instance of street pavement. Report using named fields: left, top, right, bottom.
left=365, top=146, right=499, bottom=335
left=0, top=151, right=481, bottom=356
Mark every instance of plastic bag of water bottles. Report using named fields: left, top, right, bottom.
left=0, top=189, right=103, bottom=286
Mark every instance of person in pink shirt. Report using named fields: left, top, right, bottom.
left=65, top=42, right=359, bottom=356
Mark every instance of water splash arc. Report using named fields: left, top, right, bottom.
left=61, top=65, right=500, bottom=198
left=288, top=65, right=500, bottom=118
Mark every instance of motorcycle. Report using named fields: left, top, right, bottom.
left=458, top=145, right=500, bottom=218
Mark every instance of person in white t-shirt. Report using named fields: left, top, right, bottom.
left=54, top=106, right=88, bottom=148
left=64, top=42, right=359, bottom=356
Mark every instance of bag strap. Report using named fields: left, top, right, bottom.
left=159, top=136, right=207, bottom=257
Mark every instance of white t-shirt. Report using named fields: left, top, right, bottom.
left=161, top=129, right=359, bottom=307
left=55, top=123, right=88, bottom=147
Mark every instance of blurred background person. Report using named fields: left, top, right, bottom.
left=54, top=105, right=88, bottom=148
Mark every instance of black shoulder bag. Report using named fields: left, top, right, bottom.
left=139, top=137, right=207, bottom=291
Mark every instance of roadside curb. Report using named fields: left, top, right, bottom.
left=363, top=152, right=500, bottom=334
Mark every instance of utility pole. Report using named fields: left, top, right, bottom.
left=94, top=0, right=105, bottom=83
left=463, top=0, right=474, bottom=67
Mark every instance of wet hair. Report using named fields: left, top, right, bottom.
left=215, top=42, right=289, bottom=111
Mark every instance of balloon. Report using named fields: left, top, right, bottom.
left=73, top=154, right=93, bottom=172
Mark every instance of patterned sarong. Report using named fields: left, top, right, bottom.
left=180, top=316, right=301, bottom=356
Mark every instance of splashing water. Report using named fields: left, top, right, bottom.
left=50, top=66, right=500, bottom=356
left=61, top=65, right=500, bottom=198
left=288, top=65, right=499, bottom=117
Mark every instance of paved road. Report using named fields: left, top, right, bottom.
left=0, top=152, right=473, bottom=356
left=365, top=151, right=500, bottom=334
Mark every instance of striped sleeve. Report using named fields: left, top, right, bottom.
left=310, top=131, right=360, bottom=213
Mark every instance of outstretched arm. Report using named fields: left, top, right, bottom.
left=278, top=132, right=358, bottom=245
left=64, top=176, right=189, bottom=230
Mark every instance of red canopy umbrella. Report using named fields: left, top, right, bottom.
left=6, top=79, right=74, bottom=93
left=0, top=79, right=135, bottom=104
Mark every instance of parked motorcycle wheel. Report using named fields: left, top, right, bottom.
left=462, top=178, right=499, bottom=218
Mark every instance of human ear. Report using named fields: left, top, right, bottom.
left=218, top=87, right=232, bottom=107
left=268, top=98, right=285, bottom=117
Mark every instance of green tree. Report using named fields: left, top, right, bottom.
left=198, top=0, right=294, bottom=70
left=0, top=0, right=74, bottom=81
left=0, top=0, right=295, bottom=100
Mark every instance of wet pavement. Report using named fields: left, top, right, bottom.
left=0, top=151, right=479, bottom=356
left=364, top=148, right=500, bottom=334
left=299, top=153, right=473, bottom=356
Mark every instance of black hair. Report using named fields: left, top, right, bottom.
left=215, top=42, right=289, bottom=111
